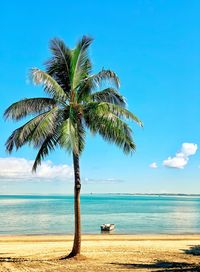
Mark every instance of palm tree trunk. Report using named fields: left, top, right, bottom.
left=68, top=152, right=81, bottom=257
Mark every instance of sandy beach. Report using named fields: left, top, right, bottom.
left=0, top=234, right=199, bottom=271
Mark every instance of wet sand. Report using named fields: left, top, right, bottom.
left=0, top=234, right=200, bottom=271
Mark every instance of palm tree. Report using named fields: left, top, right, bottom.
left=4, top=36, right=142, bottom=258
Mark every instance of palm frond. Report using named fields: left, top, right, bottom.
left=77, top=76, right=95, bottom=103
left=5, top=111, right=52, bottom=153
left=104, top=103, right=143, bottom=126
left=91, top=69, right=120, bottom=89
left=49, top=38, right=71, bottom=68
left=5, top=129, right=21, bottom=153
left=30, top=107, right=59, bottom=147
left=90, top=88, right=126, bottom=106
left=5, top=108, right=59, bottom=153
left=77, top=68, right=120, bottom=104
left=4, top=98, right=56, bottom=121
left=70, top=36, right=93, bottom=90
left=45, top=38, right=71, bottom=94
left=84, top=102, right=143, bottom=126
left=59, top=118, right=79, bottom=153
left=30, top=68, right=67, bottom=101
left=84, top=109, right=135, bottom=154
left=32, top=134, right=59, bottom=172
left=59, top=109, right=85, bottom=155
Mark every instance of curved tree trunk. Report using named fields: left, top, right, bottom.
left=68, top=152, right=81, bottom=257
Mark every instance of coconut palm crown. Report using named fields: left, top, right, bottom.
left=4, top=36, right=142, bottom=257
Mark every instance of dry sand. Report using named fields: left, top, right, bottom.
left=0, top=234, right=200, bottom=271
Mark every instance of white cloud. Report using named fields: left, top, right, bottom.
left=181, top=143, right=198, bottom=156
left=163, top=156, right=188, bottom=169
left=163, top=143, right=198, bottom=169
left=149, top=162, right=158, bottom=169
left=0, top=157, right=73, bottom=181
left=83, top=177, right=124, bottom=184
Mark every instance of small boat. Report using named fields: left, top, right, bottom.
left=100, top=224, right=115, bottom=231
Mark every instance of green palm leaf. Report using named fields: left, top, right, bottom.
left=30, top=107, right=59, bottom=147
left=45, top=38, right=71, bottom=95
left=49, top=38, right=71, bottom=70
left=84, top=109, right=135, bottom=154
left=90, top=88, right=126, bottom=106
left=5, top=108, right=58, bottom=152
left=84, top=102, right=143, bottom=126
left=5, top=112, right=52, bottom=152
left=30, top=68, right=67, bottom=101
left=32, top=134, right=59, bottom=172
left=91, top=69, right=120, bottom=89
left=70, top=36, right=93, bottom=89
left=59, top=118, right=79, bottom=153
left=4, top=98, right=56, bottom=121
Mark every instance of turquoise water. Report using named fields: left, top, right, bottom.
left=1, top=194, right=200, bottom=235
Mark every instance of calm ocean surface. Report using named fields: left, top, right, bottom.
left=0, top=194, right=200, bottom=235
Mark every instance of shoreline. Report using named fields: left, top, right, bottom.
left=1, top=232, right=200, bottom=238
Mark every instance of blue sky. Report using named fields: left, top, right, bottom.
left=0, top=0, right=200, bottom=194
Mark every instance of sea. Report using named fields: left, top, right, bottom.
left=0, top=194, right=200, bottom=235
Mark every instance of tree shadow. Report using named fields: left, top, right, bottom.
left=0, top=257, right=30, bottom=262
left=184, top=245, right=200, bottom=256
left=0, top=254, right=87, bottom=263
left=111, top=260, right=200, bottom=271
